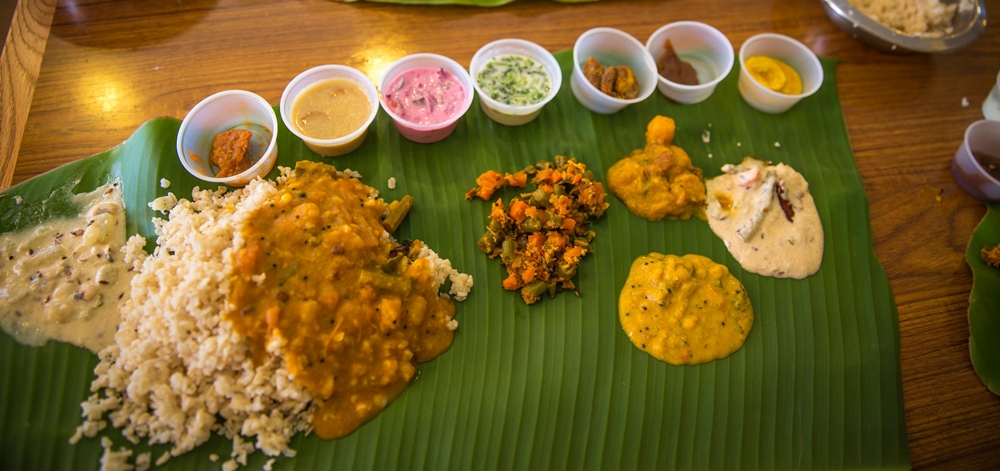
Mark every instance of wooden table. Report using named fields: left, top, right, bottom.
left=2, top=0, right=999, bottom=468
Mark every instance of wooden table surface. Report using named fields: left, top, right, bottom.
left=2, top=0, right=999, bottom=468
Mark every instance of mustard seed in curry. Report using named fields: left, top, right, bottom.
left=619, top=253, right=753, bottom=365
left=226, top=160, right=458, bottom=439
left=606, top=116, right=706, bottom=221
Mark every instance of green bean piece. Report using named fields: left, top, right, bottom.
left=554, top=155, right=568, bottom=167
left=556, top=261, right=577, bottom=279
left=501, top=238, right=516, bottom=263
left=359, top=268, right=412, bottom=294
left=523, top=281, right=551, bottom=298
left=519, top=218, right=542, bottom=233
left=277, top=262, right=299, bottom=284
left=381, top=195, right=414, bottom=234
left=478, top=230, right=498, bottom=253
left=530, top=188, right=550, bottom=206
left=553, top=183, right=565, bottom=196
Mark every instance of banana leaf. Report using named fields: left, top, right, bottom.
left=967, top=203, right=1000, bottom=395
left=0, top=50, right=910, bottom=470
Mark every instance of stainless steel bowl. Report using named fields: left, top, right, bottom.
left=821, top=0, right=987, bottom=53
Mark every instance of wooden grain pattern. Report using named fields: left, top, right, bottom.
left=0, top=0, right=56, bottom=189
left=3, top=0, right=1000, bottom=468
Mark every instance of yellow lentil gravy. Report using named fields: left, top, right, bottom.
left=226, top=161, right=456, bottom=439
left=619, top=253, right=752, bottom=365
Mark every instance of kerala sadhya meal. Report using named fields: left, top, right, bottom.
left=619, top=253, right=753, bottom=365
left=607, top=115, right=707, bottom=221
left=705, top=156, right=824, bottom=279
left=0, top=160, right=472, bottom=470
left=466, top=156, right=608, bottom=305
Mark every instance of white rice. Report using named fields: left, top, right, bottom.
left=75, top=178, right=315, bottom=468
left=75, top=168, right=471, bottom=469
left=848, top=0, right=973, bottom=36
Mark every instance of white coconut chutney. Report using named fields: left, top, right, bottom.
left=705, top=157, right=824, bottom=279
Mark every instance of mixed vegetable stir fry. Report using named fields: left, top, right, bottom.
left=466, top=156, right=608, bottom=304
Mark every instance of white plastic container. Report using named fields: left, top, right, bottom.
left=737, top=33, right=824, bottom=114
left=176, top=90, right=279, bottom=187
left=953, top=120, right=1000, bottom=202
left=378, top=53, right=475, bottom=144
left=280, top=65, right=379, bottom=157
left=571, top=27, right=657, bottom=115
left=470, top=39, right=562, bottom=126
left=982, top=70, right=1000, bottom=121
left=646, top=21, right=734, bottom=104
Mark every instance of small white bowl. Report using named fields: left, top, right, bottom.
left=470, top=39, right=562, bottom=126
left=378, top=53, right=475, bottom=144
left=953, top=120, right=1000, bottom=202
left=176, top=90, right=279, bottom=187
left=280, top=65, right=379, bottom=157
left=737, top=33, right=824, bottom=114
left=571, top=27, right=657, bottom=115
left=646, top=21, right=734, bottom=104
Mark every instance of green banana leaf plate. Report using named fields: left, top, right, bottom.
left=967, top=203, right=1000, bottom=395
left=0, top=51, right=910, bottom=470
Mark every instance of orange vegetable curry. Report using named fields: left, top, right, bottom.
left=226, top=161, right=456, bottom=439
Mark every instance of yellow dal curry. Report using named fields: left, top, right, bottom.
left=227, top=161, right=456, bottom=439
left=619, top=253, right=752, bottom=365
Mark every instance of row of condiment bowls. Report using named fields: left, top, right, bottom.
left=175, top=23, right=825, bottom=186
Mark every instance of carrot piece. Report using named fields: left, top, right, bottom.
left=505, top=171, right=528, bottom=187
left=528, top=232, right=546, bottom=247
left=490, top=198, right=506, bottom=220
left=563, top=217, right=577, bottom=231
left=467, top=170, right=506, bottom=200
left=522, top=266, right=536, bottom=283
left=549, top=170, right=562, bottom=184
left=546, top=231, right=567, bottom=251
left=563, top=246, right=584, bottom=263
left=509, top=200, right=530, bottom=224
left=502, top=272, right=520, bottom=290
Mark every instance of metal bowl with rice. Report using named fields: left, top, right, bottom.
left=821, top=0, right=987, bottom=53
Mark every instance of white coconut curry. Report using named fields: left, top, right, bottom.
left=705, top=157, right=824, bottom=279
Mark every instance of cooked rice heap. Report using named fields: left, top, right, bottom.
left=72, top=168, right=470, bottom=469
left=848, top=0, right=974, bottom=36
left=73, top=178, right=314, bottom=468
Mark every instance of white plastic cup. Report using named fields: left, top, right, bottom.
left=378, top=53, right=475, bottom=144
left=646, top=21, right=734, bottom=104
left=982, top=70, right=1000, bottom=121
left=176, top=90, right=279, bottom=187
left=737, top=33, right=824, bottom=114
left=952, top=120, right=1000, bottom=202
left=571, top=27, right=657, bottom=115
left=470, top=39, right=562, bottom=126
left=280, top=65, right=379, bottom=157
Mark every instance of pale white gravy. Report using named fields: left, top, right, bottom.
left=0, top=180, right=133, bottom=352
left=705, top=157, right=824, bottom=279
